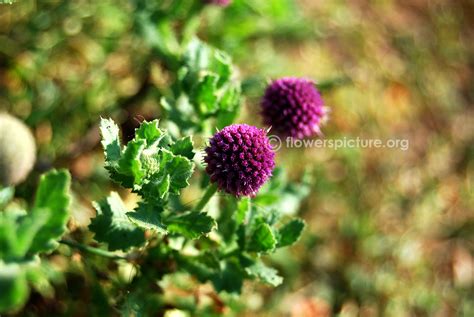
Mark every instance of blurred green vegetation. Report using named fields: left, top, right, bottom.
left=1, top=0, right=473, bottom=316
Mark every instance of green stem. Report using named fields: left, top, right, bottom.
left=221, top=248, right=239, bottom=259
left=59, top=239, right=129, bottom=261
left=193, top=184, right=218, bottom=212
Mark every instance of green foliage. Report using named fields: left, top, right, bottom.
left=30, top=170, right=71, bottom=254
left=0, top=170, right=71, bottom=262
left=0, top=169, right=71, bottom=312
left=162, top=38, right=241, bottom=133
left=277, top=219, right=306, bottom=248
left=165, top=211, right=216, bottom=239
left=101, top=119, right=194, bottom=198
left=0, top=264, right=28, bottom=312
left=84, top=118, right=309, bottom=302
left=245, top=261, right=283, bottom=287
left=0, top=1, right=315, bottom=315
left=89, top=192, right=146, bottom=251
left=1, top=0, right=471, bottom=315
left=96, top=118, right=215, bottom=247
left=247, top=222, right=277, bottom=253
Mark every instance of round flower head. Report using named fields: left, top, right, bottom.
left=204, top=0, right=231, bottom=7
left=261, top=77, right=326, bottom=139
left=204, top=124, right=275, bottom=197
left=0, top=113, right=36, bottom=186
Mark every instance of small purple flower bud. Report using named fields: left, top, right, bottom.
left=204, top=124, right=275, bottom=197
left=204, top=0, right=231, bottom=7
left=261, top=77, right=327, bottom=139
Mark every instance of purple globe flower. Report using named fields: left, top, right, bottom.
left=261, top=77, right=327, bottom=139
left=204, top=124, right=275, bottom=197
left=204, top=0, right=231, bottom=7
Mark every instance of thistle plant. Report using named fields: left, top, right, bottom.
left=0, top=2, right=318, bottom=315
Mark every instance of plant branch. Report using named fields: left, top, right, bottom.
left=192, top=184, right=218, bottom=212
left=59, top=239, right=129, bottom=261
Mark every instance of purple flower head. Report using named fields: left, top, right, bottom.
left=261, top=77, right=327, bottom=139
left=204, top=124, right=275, bottom=197
left=204, top=0, right=231, bottom=7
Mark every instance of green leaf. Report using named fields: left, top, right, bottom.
left=0, top=264, right=29, bottom=313
left=218, top=82, right=241, bottom=111
left=255, top=167, right=312, bottom=216
left=29, top=169, right=71, bottom=254
left=212, top=259, right=244, bottom=294
left=170, top=136, right=195, bottom=159
left=15, top=209, right=49, bottom=258
left=116, top=139, right=146, bottom=187
left=134, top=120, right=171, bottom=149
left=0, top=171, right=71, bottom=260
left=163, top=151, right=194, bottom=194
left=127, top=203, right=166, bottom=233
left=100, top=118, right=122, bottom=163
left=0, top=211, right=19, bottom=260
left=89, top=192, right=145, bottom=251
left=142, top=150, right=194, bottom=196
left=193, top=74, right=219, bottom=115
left=247, top=223, right=277, bottom=253
left=245, top=261, right=283, bottom=287
left=165, top=211, right=215, bottom=239
left=277, top=218, right=305, bottom=248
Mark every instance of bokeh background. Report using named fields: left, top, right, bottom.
left=1, top=0, right=473, bottom=316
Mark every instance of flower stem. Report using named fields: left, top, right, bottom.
left=59, top=239, right=129, bottom=261
left=193, top=184, right=218, bottom=212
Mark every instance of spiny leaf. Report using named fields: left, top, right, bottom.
left=89, top=192, right=145, bottom=251
left=141, top=150, right=194, bottom=196
left=127, top=202, right=166, bottom=233
left=163, top=151, right=195, bottom=194
left=134, top=120, right=171, bottom=149
left=170, top=136, right=195, bottom=159
left=100, top=118, right=195, bottom=199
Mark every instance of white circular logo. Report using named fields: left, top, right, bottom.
left=268, top=135, right=282, bottom=151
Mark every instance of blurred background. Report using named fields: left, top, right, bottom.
left=1, top=0, right=473, bottom=316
